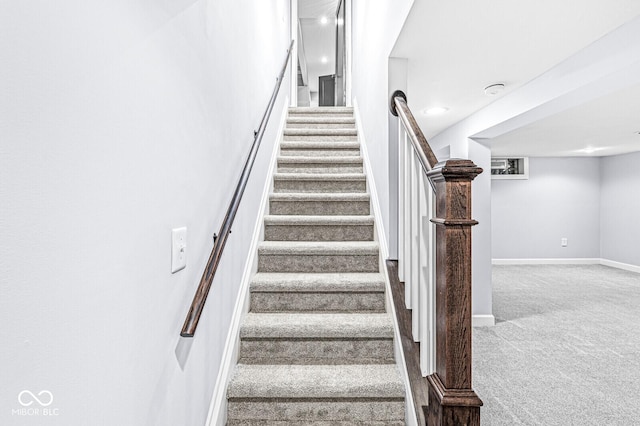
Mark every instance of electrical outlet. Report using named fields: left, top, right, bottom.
left=172, top=227, right=187, bottom=273
left=561, top=238, right=568, bottom=247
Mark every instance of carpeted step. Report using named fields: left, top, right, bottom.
left=227, top=364, right=405, bottom=424
left=238, top=312, right=395, bottom=364
left=264, top=215, right=374, bottom=241
left=288, top=106, right=354, bottom=117
left=280, top=141, right=361, bottom=157
left=269, top=193, right=370, bottom=216
left=257, top=241, right=379, bottom=273
left=277, top=156, right=363, bottom=173
left=287, top=116, right=356, bottom=129
left=273, top=173, right=366, bottom=193
left=249, top=272, right=386, bottom=313
left=284, top=128, right=358, bottom=141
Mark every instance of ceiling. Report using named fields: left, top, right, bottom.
left=391, top=0, right=640, bottom=157
left=488, top=82, right=640, bottom=157
left=298, top=0, right=340, bottom=93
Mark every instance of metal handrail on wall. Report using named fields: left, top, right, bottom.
left=181, top=40, right=294, bottom=338
left=390, top=90, right=484, bottom=425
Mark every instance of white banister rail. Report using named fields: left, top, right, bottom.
left=397, top=108, right=437, bottom=377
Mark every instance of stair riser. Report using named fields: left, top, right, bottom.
left=227, top=401, right=404, bottom=423
left=250, top=292, right=385, bottom=313
left=239, top=339, right=394, bottom=364
left=284, top=135, right=358, bottom=142
left=264, top=224, right=373, bottom=241
left=287, top=122, right=356, bottom=129
left=258, top=254, right=379, bottom=273
left=288, top=113, right=354, bottom=118
left=273, top=180, right=366, bottom=193
left=269, top=200, right=370, bottom=216
left=278, top=163, right=363, bottom=174
left=280, top=148, right=361, bottom=157
left=228, top=421, right=404, bottom=426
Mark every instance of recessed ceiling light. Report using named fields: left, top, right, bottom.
left=321, top=56, right=328, bottom=64
left=578, top=146, right=604, bottom=154
left=421, top=106, right=449, bottom=116
left=320, top=16, right=328, bottom=25
left=484, top=83, right=505, bottom=96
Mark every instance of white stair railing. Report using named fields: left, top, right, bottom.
left=397, top=112, right=436, bottom=377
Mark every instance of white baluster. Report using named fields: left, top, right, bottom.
left=403, top=132, right=412, bottom=309
left=418, top=171, right=429, bottom=374
left=397, top=124, right=405, bottom=284
left=410, top=150, right=420, bottom=342
left=428, top=189, right=436, bottom=375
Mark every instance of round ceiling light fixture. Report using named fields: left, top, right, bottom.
left=321, top=56, right=328, bottom=64
left=422, top=106, right=449, bottom=116
left=484, top=83, right=505, bottom=96
left=320, top=16, right=328, bottom=25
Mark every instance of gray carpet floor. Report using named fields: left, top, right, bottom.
left=473, top=264, right=640, bottom=425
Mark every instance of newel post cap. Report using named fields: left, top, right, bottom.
left=428, top=159, right=483, bottom=182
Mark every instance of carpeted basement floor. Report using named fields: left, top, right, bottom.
left=473, top=264, right=640, bottom=425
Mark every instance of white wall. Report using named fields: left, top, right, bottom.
left=351, top=0, right=414, bottom=249
left=0, top=1, right=290, bottom=425
left=492, top=157, right=601, bottom=259
left=600, top=152, right=640, bottom=267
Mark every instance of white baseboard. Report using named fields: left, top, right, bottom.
left=599, top=259, right=640, bottom=274
left=492, top=257, right=640, bottom=274
left=472, top=314, right=496, bottom=327
left=353, top=99, right=418, bottom=426
left=492, top=258, right=600, bottom=265
left=205, top=99, right=288, bottom=426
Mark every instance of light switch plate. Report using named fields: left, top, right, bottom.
left=172, top=227, right=187, bottom=273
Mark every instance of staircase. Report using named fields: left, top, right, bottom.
left=226, top=107, right=405, bottom=425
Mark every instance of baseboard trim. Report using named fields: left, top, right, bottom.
left=354, top=99, right=418, bottom=426
left=492, top=258, right=600, bottom=265
left=472, top=314, right=496, bottom=327
left=600, top=259, right=640, bottom=273
left=205, top=99, right=288, bottom=426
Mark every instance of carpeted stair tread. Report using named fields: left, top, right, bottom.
left=269, top=192, right=370, bottom=216
left=287, top=114, right=356, bottom=129
left=277, top=155, right=363, bottom=164
left=284, top=128, right=358, bottom=136
left=263, top=215, right=374, bottom=226
left=288, top=107, right=354, bottom=114
left=280, top=141, right=360, bottom=149
left=269, top=192, right=370, bottom=202
left=273, top=173, right=366, bottom=181
left=264, top=214, right=374, bottom=241
left=287, top=116, right=355, bottom=125
left=228, top=364, right=404, bottom=399
left=258, top=240, right=378, bottom=255
left=250, top=272, right=385, bottom=292
left=277, top=156, right=364, bottom=173
left=240, top=313, right=393, bottom=339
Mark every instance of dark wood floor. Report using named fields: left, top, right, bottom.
left=386, top=259, right=429, bottom=425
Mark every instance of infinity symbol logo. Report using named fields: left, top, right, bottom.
left=18, top=390, right=54, bottom=407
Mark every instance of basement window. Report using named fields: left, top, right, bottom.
left=491, top=157, right=529, bottom=180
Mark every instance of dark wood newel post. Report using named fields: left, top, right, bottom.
left=425, top=159, right=483, bottom=426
